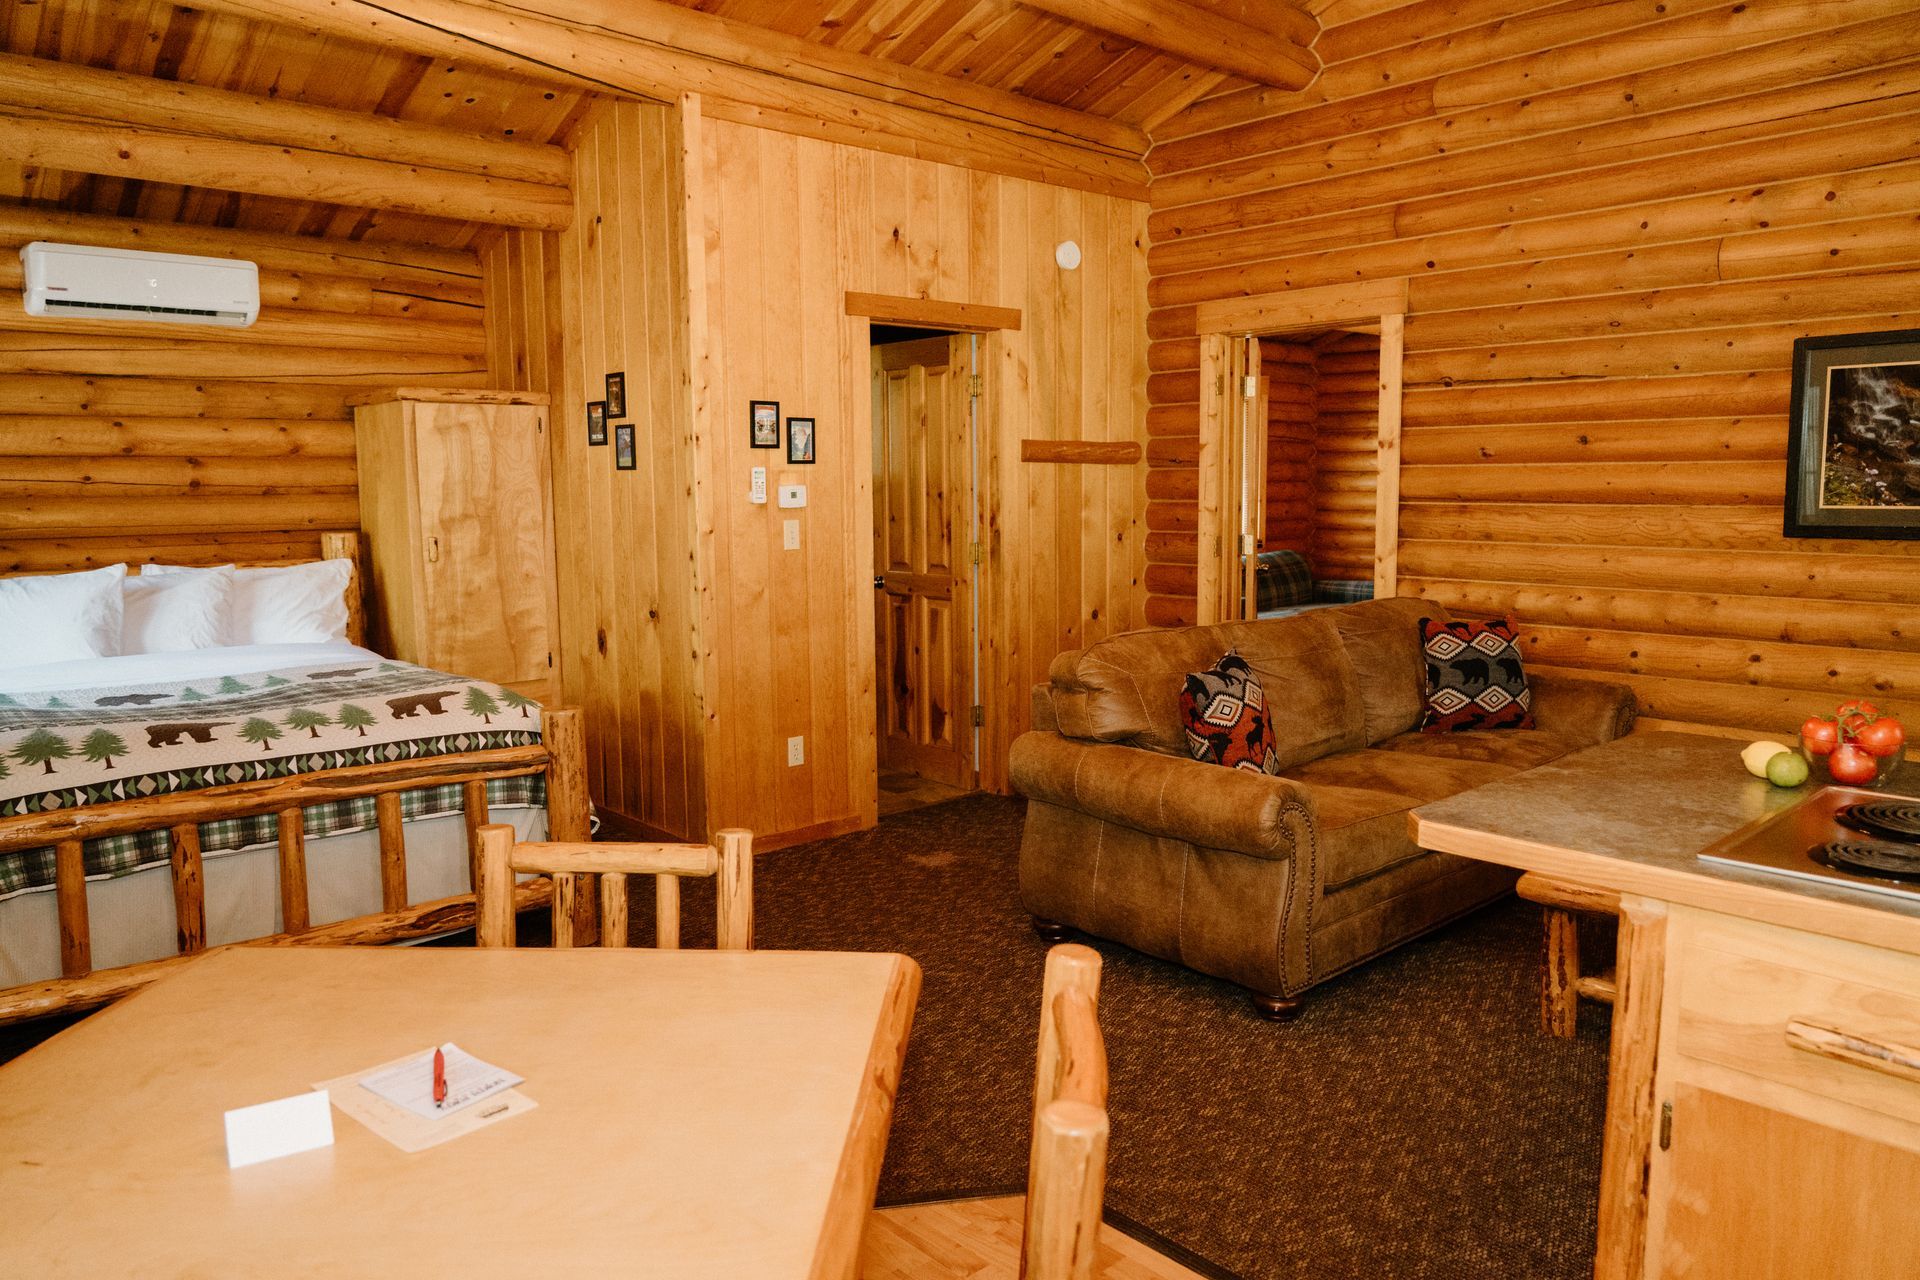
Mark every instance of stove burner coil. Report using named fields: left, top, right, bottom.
left=1836, top=802, right=1920, bottom=844
left=1815, top=839, right=1920, bottom=881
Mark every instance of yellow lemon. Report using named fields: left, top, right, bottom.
left=1741, top=740, right=1792, bottom=778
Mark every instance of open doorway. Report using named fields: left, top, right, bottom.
left=1193, top=281, right=1407, bottom=625
left=1241, top=330, right=1384, bottom=620
left=868, top=324, right=982, bottom=817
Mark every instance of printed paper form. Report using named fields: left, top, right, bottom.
left=360, top=1043, right=521, bottom=1119
left=314, top=1045, right=535, bottom=1155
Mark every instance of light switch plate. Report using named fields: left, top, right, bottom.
left=778, top=484, right=807, bottom=508
left=782, top=519, right=800, bottom=550
left=749, top=466, right=768, bottom=504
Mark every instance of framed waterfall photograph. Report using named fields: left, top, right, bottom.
left=1785, top=328, right=1920, bottom=539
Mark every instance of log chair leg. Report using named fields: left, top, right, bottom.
left=1250, top=994, right=1304, bottom=1022
left=1543, top=905, right=1582, bottom=1039
left=1031, top=917, right=1074, bottom=943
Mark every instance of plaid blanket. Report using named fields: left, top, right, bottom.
left=0, top=657, right=544, bottom=897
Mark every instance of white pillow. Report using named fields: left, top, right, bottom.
left=0, top=564, right=128, bottom=668
left=144, top=559, right=352, bottom=646
left=122, top=566, right=234, bottom=654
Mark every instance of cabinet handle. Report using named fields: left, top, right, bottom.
left=426, top=536, right=440, bottom=564
left=1785, top=1016, right=1920, bottom=1085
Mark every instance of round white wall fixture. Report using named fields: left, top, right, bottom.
left=1054, top=240, right=1082, bottom=270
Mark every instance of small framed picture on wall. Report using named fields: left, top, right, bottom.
left=614, top=423, right=636, bottom=471
left=787, top=417, right=816, bottom=465
left=605, top=371, right=627, bottom=418
left=750, top=400, right=780, bottom=449
left=586, top=400, right=608, bottom=446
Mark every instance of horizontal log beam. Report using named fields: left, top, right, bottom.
left=0, top=112, right=569, bottom=231
left=0, top=50, right=569, bottom=186
left=189, top=0, right=1150, bottom=198
left=1020, top=440, right=1144, bottom=465
left=1016, top=0, right=1319, bottom=89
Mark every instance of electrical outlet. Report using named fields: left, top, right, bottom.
left=787, top=736, right=805, bottom=767
left=783, top=519, right=800, bottom=550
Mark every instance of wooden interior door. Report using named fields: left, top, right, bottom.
left=872, top=335, right=973, bottom=788
left=410, top=400, right=555, bottom=693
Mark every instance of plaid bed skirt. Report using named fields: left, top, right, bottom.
left=0, top=774, right=544, bottom=900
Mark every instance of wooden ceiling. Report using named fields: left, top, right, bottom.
left=0, top=0, right=1320, bottom=246
left=0, top=0, right=594, bottom=247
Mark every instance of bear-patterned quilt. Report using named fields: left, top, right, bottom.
left=0, top=656, right=544, bottom=896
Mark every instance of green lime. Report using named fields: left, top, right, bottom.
left=1766, top=752, right=1811, bottom=788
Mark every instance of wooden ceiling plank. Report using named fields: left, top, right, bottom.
left=0, top=110, right=571, bottom=229
left=0, top=50, right=570, bottom=185
left=179, top=0, right=1150, bottom=196
left=1014, top=0, right=1320, bottom=89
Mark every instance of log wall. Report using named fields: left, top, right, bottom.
left=0, top=206, right=487, bottom=574
left=1145, top=0, right=1920, bottom=733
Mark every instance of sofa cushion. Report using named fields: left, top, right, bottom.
left=1418, top=616, right=1535, bottom=732
left=1048, top=613, right=1364, bottom=769
left=1180, top=651, right=1284, bottom=774
left=1372, top=727, right=1581, bottom=771
left=1321, top=597, right=1447, bottom=744
left=1283, top=746, right=1516, bottom=804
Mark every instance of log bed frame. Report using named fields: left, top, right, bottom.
left=0, top=530, right=591, bottom=1025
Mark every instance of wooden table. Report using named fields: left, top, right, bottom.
left=1413, top=732, right=1920, bottom=1280
left=0, top=946, right=920, bottom=1279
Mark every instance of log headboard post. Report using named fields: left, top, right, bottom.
left=318, top=529, right=367, bottom=648
left=539, top=707, right=597, bottom=942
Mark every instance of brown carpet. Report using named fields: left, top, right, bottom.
left=674, top=793, right=1613, bottom=1279
left=1, top=793, right=1612, bottom=1278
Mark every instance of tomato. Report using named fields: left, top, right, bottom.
left=1828, top=743, right=1879, bottom=785
left=1856, top=716, right=1906, bottom=759
left=1836, top=699, right=1882, bottom=741
left=1800, top=717, right=1839, bottom=756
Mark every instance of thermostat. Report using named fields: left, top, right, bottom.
left=778, top=484, right=807, bottom=509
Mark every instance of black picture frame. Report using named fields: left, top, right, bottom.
left=1785, top=327, right=1920, bottom=539
left=605, top=371, right=627, bottom=419
left=786, top=416, right=816, bottom=465
left=586, top=400, right=608, bottom=446
left=613, top=423, right=636, bottom=471
left=750, top=399, right=781, bottom=449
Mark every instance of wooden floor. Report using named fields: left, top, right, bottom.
left=877, top=769, right=974, bottom=817
left=862, top=1195, right=1209, bottom=1280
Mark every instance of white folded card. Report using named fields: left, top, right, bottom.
left=225, top=1089, right=335, bottom=1169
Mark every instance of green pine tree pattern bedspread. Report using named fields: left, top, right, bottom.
left=0, top=657, right=546, bottom=897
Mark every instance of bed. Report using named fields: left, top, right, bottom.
left=0, top=532, right=588, bottom=1024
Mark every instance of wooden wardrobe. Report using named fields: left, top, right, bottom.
left=352, top=389, right=560, bottom=706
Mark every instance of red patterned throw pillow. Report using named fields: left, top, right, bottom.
left=1419, top=617, right=1535, bottom=733
left=1180, top=651, right=1283, bottom=774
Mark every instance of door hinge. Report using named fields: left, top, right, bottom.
left=969, top=541, right=984, bottom=566
left=971, top=705, right=984, bottom=727
left=1241, top=374, right=1259, bottom=398
left=967, top=374, right=984, bottom=396
left=1658, top=1100, right=1673, bottom=1151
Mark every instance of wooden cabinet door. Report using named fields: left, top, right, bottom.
left=872, top=336, right=972, bottom=788
left=409, top=400, right=554, bottom=691
left=1653, top=1084, right=1920, bottom=1277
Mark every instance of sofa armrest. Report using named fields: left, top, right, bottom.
left=1009, top=732, right=1314, bottom=861
left=1530, top=670, right=1637, bottom=746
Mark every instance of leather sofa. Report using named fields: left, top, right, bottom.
left=1009, top=597, right=1636, bottom=1018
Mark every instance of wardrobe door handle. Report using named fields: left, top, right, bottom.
left=1785, top=1016, right=1920, bottom=1085
left=425, top=536, right=440, bottom=564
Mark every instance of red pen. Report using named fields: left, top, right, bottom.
left=432, top=1046, right=447, bottom=1109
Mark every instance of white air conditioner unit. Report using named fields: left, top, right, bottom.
left=19, top=241, right=259, bottom=327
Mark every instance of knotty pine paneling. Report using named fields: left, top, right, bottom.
left=1143, top=0, right=1920, bottom=735
left=692, top=110, right=1149, bottom=844
left=482, top=100, right=707, bottom=842
left=0, top=209, right=486, bottom=575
